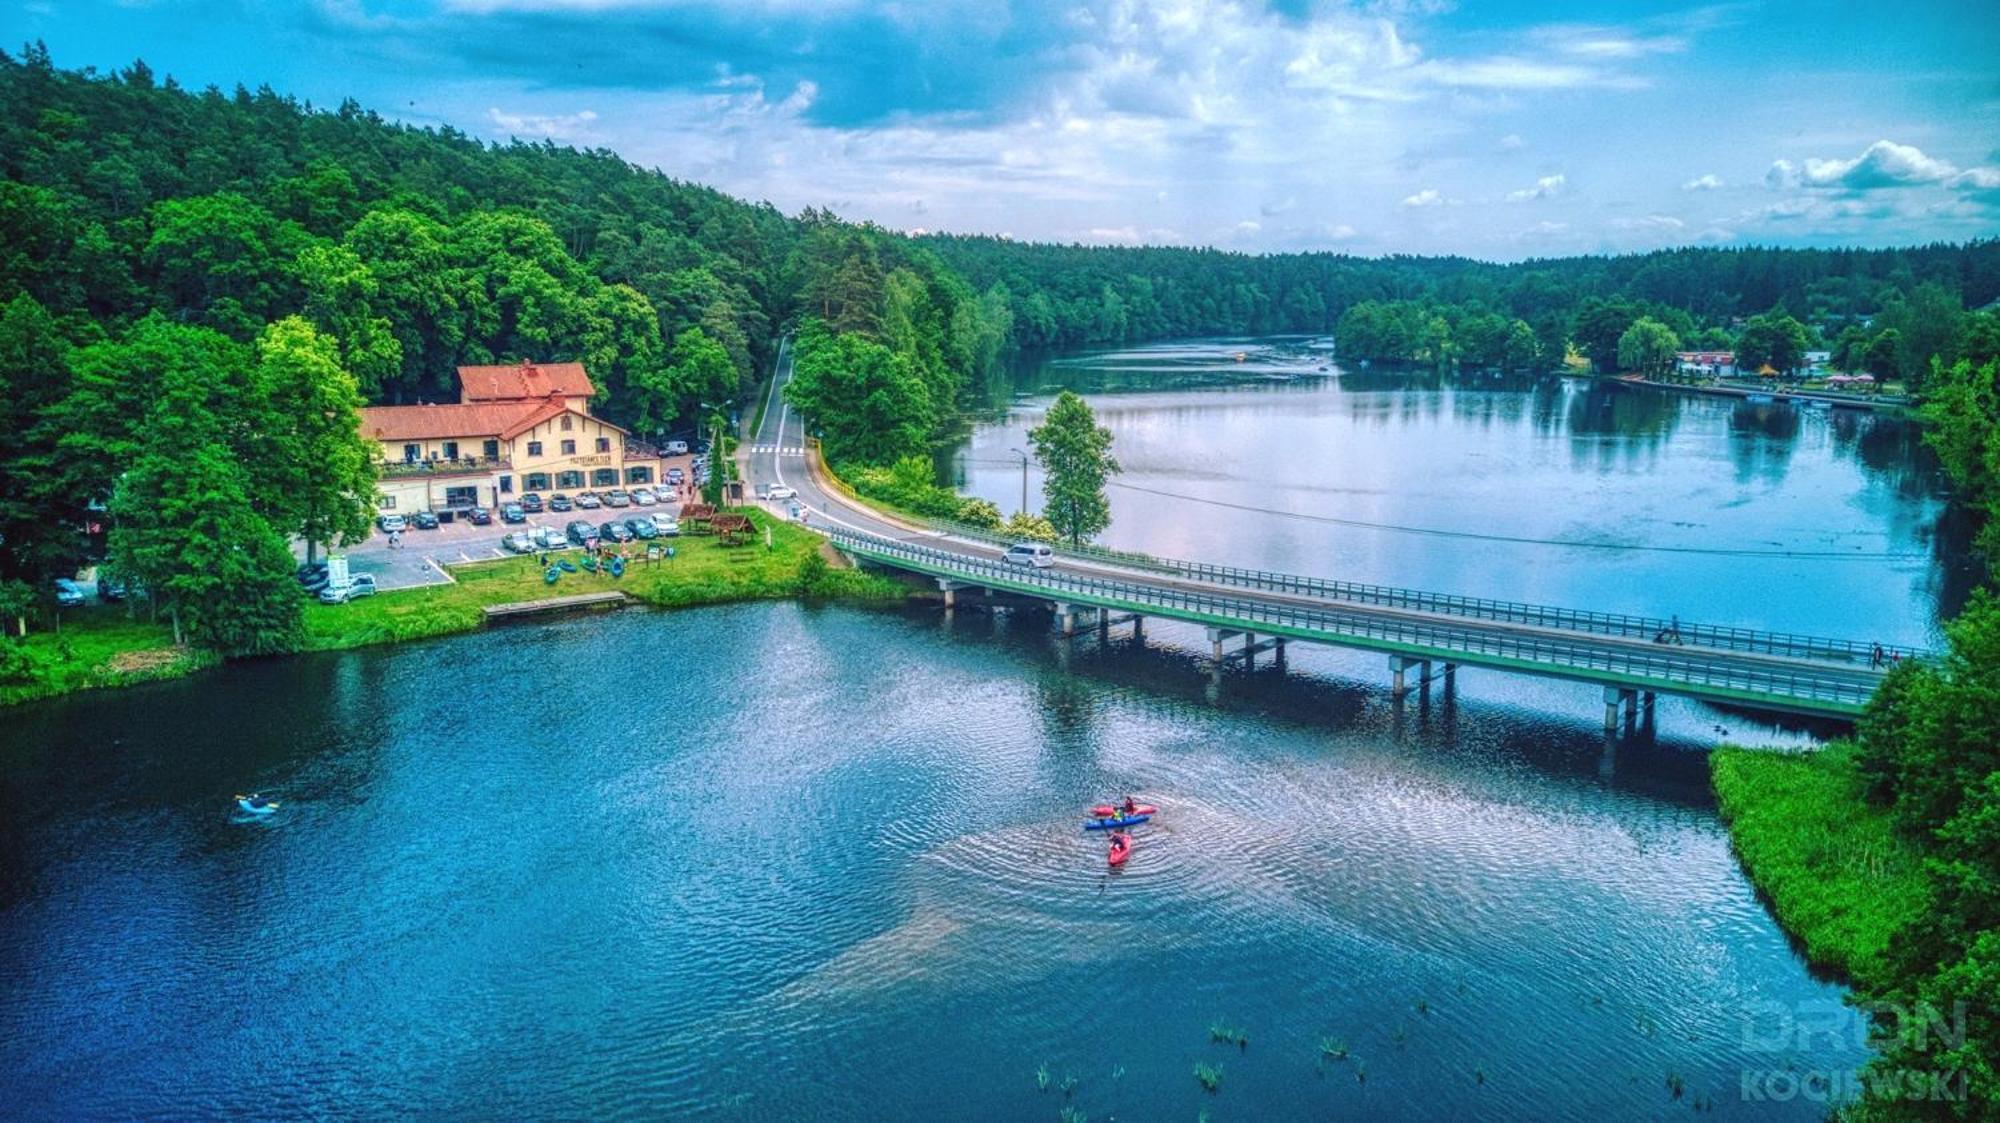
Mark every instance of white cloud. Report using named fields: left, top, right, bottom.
left=486, top=106, right=599, bottom=139
left=1948, top=166, right=2000, bottom=205
left=1498, top=133, right=1525, bottom=150
left=1402, top=188, right=1447, bottom=207
left=1613, top=214, right=1685, bottom=231
left=1768, top=140, right=1959, bottom=191
left=1506, top=173, right=1566, bottom=201
left=1532, top=24, right=1689, bottom=60
left=1682, top=173, right=1723, bottom=191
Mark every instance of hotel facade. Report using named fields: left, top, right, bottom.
left=360, top=361, right=666, bottom=514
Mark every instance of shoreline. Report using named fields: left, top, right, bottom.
left=1, top=510, right=907, bottom=710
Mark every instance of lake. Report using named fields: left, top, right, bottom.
left=2, top=337, right=1965, bottom=1118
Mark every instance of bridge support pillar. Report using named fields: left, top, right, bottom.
left=1641, top=691, right=1656, bottom=729
left=1273, top=637, right=1286, bottom=671
left=1053, top=602, right=1079, bottom=637
left=1604, top=686, right=1638, bottom=733
left=1390, top=655, right=1431, bottom=700
left=1131, top=616, right=1143, bottom=646
left=936, top=578, right=974, bottom=608
left=1208, top=627, right=1242, bottom=664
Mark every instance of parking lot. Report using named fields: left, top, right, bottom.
left=312, top=497, right=695, bottom=591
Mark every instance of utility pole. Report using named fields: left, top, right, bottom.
left=1010, top=446, right=1029, bottom=514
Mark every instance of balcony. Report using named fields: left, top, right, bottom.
left=379, top=455, right=511, bottom=479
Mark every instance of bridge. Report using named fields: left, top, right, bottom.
left=743, top=340, right=1916, bottom=728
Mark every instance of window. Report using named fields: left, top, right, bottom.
left=557, top=470, right=583, bottom=489
left=483, top=439, right=499, bottom=460
left=592, top=468, right=618, bottom=487
left=499, top=475, right=513, bottom=494
left=560, top=439, right=576, bottom=455
left=596, top=437, right=611, bottom=453
left=626, top=466, right=653, bottom=484
left=524, top=472, right=551, bottom=490
left=403, top=443, right=420, bottom=463
left=377, top=495, right=397, bottom=510
left=527, top=441, right=543, bottom=457
left=444, top=485, right=477, bottom=508
left=560, top=414, right=573, bottom=432
left=442, top=441, right=458, bottom=460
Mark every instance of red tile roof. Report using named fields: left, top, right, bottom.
left=457, top=360, right=595, bottom=403
left=358, top=400, right=625, bottom=443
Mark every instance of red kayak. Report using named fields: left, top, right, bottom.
left=1091, top=803, right=1157, bottom=818
left=1108, top=832, right=1132, bottom=867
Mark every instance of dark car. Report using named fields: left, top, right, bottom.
left=566, top=520, right=598, bottom=546
left=599, top=519, right=634, bottom=543
left=411, top=510, right=440, bottom=530
left=520, top=493, right=545, bottom=514
left=465, top=506, right=492, bottom=526
left=548, top=493, right=574, bottom=512
left=626, top=516, right=659, bottom=539
left=500, top=502, right=526, bottom=524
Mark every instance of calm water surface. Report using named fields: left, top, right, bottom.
left=3, top=337, right=1968, bottom=1119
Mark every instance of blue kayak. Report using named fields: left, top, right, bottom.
left=236, top=796, right=279, bottom=815
left=1083, top=813, right=1150, bottom=831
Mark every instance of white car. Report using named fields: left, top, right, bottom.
left=318, top=574, right=378, bottom=604
left=1003, top=543, right=1054, bottom=568
left=501, top=531, right=535, bottom=554
left=766, top=485, right=797, bottom=501
left=531, top=526, right=567, bottom=550
left=655, top=518, right=680, bottom=537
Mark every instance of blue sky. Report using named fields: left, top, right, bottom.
left=8, top=0, right=1998, bottom=259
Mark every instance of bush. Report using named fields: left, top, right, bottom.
left=844, top=456, right=1001, bottom=527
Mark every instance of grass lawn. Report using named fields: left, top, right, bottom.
left=3, top=511, right=905, bottom=707
left=1711, top=743, right=1928, bottom=989
left=0, top=604, right=218, bottom=706
left=302, top=509, right=902, bottom=651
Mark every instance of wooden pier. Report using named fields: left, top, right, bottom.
left=482, top=591, right=630, bottom=620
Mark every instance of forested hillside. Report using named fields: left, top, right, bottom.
left=4, top=43, right=2000, bottom=645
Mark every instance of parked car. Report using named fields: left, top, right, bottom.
left=1003, top=542, right=1055, bottom=568
left=598, top=520, right=634, bottom=543
left=631, top=487, right=658, bottom=506
left=532, top=526, right=568, bottom=550
left=566, top=520, right=598, bottom=546
left=465, top=506, right=492, bottom=526
left=502, top=531, right=535, bottom=554
left=377, top=514, right=407, bottom=534
left=297, top=561, right=329, bottom=582
left=411, top=510, right=440, bottom=530
left=575, top=491, right=602, bottom=510
left=299, top=569, right=333, bottom=594
left=626, top=516, right=658, bottom=539
left=548, top=493, right=574, bottom=512
left=500, top=502, right=526, bottom=524
left=520, top=493, right=545, bottom=513
left=665, top=467, right=685, bottom=485
left=99, top=576, right=129, bottom=602
left=766, top=485, right=797, bottom=501
left=54, top=578, right=87, bottom=607
left=664, top=439, right=690, bottom=455
left=318, top=574, right=378, bottom=604
left=656, top=517, right=680, bottom=537
left=605, top=489, right=632, bottom=508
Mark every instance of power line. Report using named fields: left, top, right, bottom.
left=1096, top=479, right=1927, bottom=561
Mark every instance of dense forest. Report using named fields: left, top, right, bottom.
left=4, top=43, right=2000, bottom=644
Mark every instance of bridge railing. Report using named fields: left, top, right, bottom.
left=1153, top=560, right=1919, bottom=665
left=832, top=528, right=1877, bottom=710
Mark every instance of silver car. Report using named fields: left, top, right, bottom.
left=531, top=526, right=567, bottom=550
left=502, top=531, right=535, bottom=553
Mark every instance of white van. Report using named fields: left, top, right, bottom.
left=664, top=440, right=690, bottom=456
left=1003, top=543, right=1054, bottom=568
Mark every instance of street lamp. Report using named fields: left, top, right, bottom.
left=1009, top=447, right=1030, bottom=515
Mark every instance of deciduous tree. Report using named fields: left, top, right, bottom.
left=1028, top=390, right=1120, bottom=546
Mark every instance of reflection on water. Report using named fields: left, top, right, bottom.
left=0, top=604, right=1876, bottom=1119
left=955, top=337, right=1981, bottom=661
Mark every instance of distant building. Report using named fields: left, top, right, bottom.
left=1674, top=350, right=1735, bottom=378
left=1804, top=350, right=1832, bottom=371
left=358, top=361, right=664, bottom=513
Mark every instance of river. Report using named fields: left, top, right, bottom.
left=2, top=337, right=1969, bottom=1119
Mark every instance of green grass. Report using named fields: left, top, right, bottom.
left=4, top=512, right=904, bottom=707
left=304, top=509, right=903, bottom=652
left=1711, top=743, right=1929, bottom=989
left=0, top=605, right=217, bottom=707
